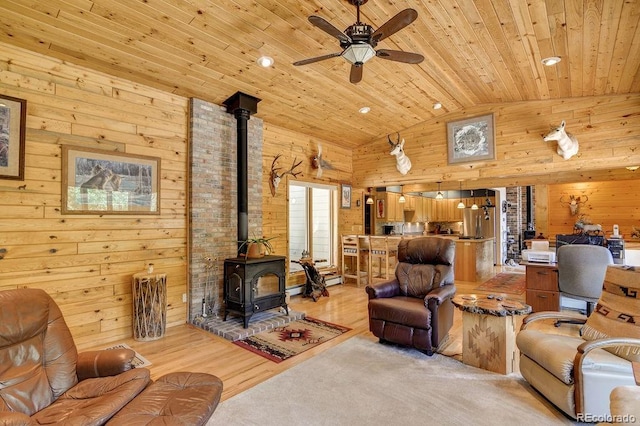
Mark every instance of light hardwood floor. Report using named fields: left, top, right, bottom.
left=80, top=269, right=565, bottom=403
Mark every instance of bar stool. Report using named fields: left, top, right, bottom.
left=369, top=236, right=397, bottom=283
left=341, top=235, right=369, bottom=286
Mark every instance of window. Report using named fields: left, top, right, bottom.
left=288, top=182, right=337, bottom=273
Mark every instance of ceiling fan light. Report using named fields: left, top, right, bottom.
left=342, top=44, right=376, bottom=65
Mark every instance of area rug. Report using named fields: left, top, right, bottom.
left=474, top=273, right=526, bottom=295
left=233, top=317, right=350, bottom=363
left=211, top=336, right=577, bottom=425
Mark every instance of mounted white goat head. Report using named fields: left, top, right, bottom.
left=269, top=154, right=302, bottom=196
left=543, top=120, right=579, bottom=160
left=388, top=133, right=412, bottom=175
left=311, top=143, right=333, bottom=179
left=560, top=194, right=588, bottom=216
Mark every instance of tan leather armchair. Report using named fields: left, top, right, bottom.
left=366, top=237, right=456, bottom=355
left=517, top=265, right=640, bottom=421
left=0, top=288, right=223, bottom=425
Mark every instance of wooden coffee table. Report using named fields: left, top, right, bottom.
left=452, top=294, right=531, bottom=374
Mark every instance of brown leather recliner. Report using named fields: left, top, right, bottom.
left=366, top=237, right=457, bottom=355
left=0, top=288, right=223, bottom=425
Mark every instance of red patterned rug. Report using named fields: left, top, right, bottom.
left=473, top=273, right=526, bottom=295
left=233, top=317, right=350, bottom=363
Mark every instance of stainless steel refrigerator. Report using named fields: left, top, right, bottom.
left=462, top=206, right=497, bottom=265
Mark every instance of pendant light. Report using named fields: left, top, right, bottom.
left=398, top=185, right=406, bottom=203
left=457, top=182, right=465, bottom=209
left=366, top=187, right=374, bottom=205
left=435, top=181, right=444, bottom=200
left=471, top=190, right=479, bottom=210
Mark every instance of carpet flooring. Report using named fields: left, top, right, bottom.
left=233, top=317, right=351, bottom=363
left=211, top=336, right=580, bottom=425
left=474, top=272, right=527, bottom=295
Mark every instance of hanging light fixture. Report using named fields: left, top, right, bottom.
left=398, top=185, right=406, bottom=203
left=435, top=181, right=444, bottom=200
left=471, top=190, right=479, bottom=210
left=366, top=187, right=374, bottom=204
left=457, top=182, right=465, bottom=209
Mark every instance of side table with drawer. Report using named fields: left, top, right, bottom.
left=523, top=262, right=560, bottom=312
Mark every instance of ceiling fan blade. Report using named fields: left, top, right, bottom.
left=350, top=65, right=363, bottom=84
left=372, top=9, right=418, bottom=42
left=293, top=52, right=342, bottom=66
left=376, top=49, right=424, bottom=64
left=308, top=16, right=351, bottom=44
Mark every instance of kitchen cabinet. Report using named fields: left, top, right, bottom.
left=403, top=195, right=416, bottom=211
left=379, top=192, right=403, bottom=222
left=524, top=263, right=560, bottom=312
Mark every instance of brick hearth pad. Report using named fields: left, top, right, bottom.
left=193, top=308, right=305, bottom=341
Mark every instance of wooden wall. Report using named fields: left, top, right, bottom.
left=352, top=94, right=640, bottom=190
left=262, top=123, right=354, bottom=286
left=543, top=179, right=640, bottom=241
left=0, top=43, right=189, bottom=348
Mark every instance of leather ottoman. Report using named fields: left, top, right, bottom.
left=107, top=372, right=223, bottom=425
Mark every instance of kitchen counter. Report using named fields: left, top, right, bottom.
left=354, top=235, right=494, bottom=282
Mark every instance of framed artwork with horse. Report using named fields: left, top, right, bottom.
left=61, top=145, right=161, bottom=215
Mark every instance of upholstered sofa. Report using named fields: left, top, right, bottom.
left=366, top=237, right=457, bottom=355
left=0, top=288, right=223, bottom=425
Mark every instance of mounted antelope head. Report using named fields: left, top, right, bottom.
left=543, top=120, right=579, bottom=160
left=311, top=143, right=334, bottom=179
left=269, top=154, right=303, bottom=196
left=560, top=194, right=588, bottom=216
left=388, top=133, right=412, bottom=175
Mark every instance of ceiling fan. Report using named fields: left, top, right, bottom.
left=293, top=0, right=424, bottom=84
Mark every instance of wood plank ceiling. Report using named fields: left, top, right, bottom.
left=0, top=0, right=638, bottom=148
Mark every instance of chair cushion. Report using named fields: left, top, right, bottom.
left=517, top=329, right=633, bottom=385
left=369, top=296, right=431, bottom=329
left=582, top=265, right=640, bottom=362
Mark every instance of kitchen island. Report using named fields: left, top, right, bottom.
left=352, top=235, right=494, bottom=283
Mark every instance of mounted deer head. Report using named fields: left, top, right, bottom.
left=269, top=154, right=303, bottom=196
left=560, top=194, right=588, bottom=216
left=388, top=132, right=412, bottom=175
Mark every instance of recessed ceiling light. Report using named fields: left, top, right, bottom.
left=257, top=56, right=274, bottom=67
left=359, top=106, right=370, bottom=114
left=541, top=56, right=561, bottom=66
left=433, top=102, right=442, bottom=110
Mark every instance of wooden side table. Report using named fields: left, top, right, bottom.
left=132, top=272, right=167, bottom=341
left=452, top=294, right=531, bottom=374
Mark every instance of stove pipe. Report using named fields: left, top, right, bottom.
left=223, top=92, right=261, bottom=255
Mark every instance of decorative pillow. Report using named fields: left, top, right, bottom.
left=581, top=265, right=640, bottom=362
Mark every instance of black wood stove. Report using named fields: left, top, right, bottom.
left=223, top=255, right=288, bottom=328
left=221, top=92, right=288, bottom=328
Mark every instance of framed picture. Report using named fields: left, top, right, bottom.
left=341, top=184, right=351, bottom=209
left=0, top=94, right=27, bottom=180
left=62, top=146, right=161, bottom=215
left=376, top=199, right=385, bottom=219
left=447, top=113, right=495, bottom=165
